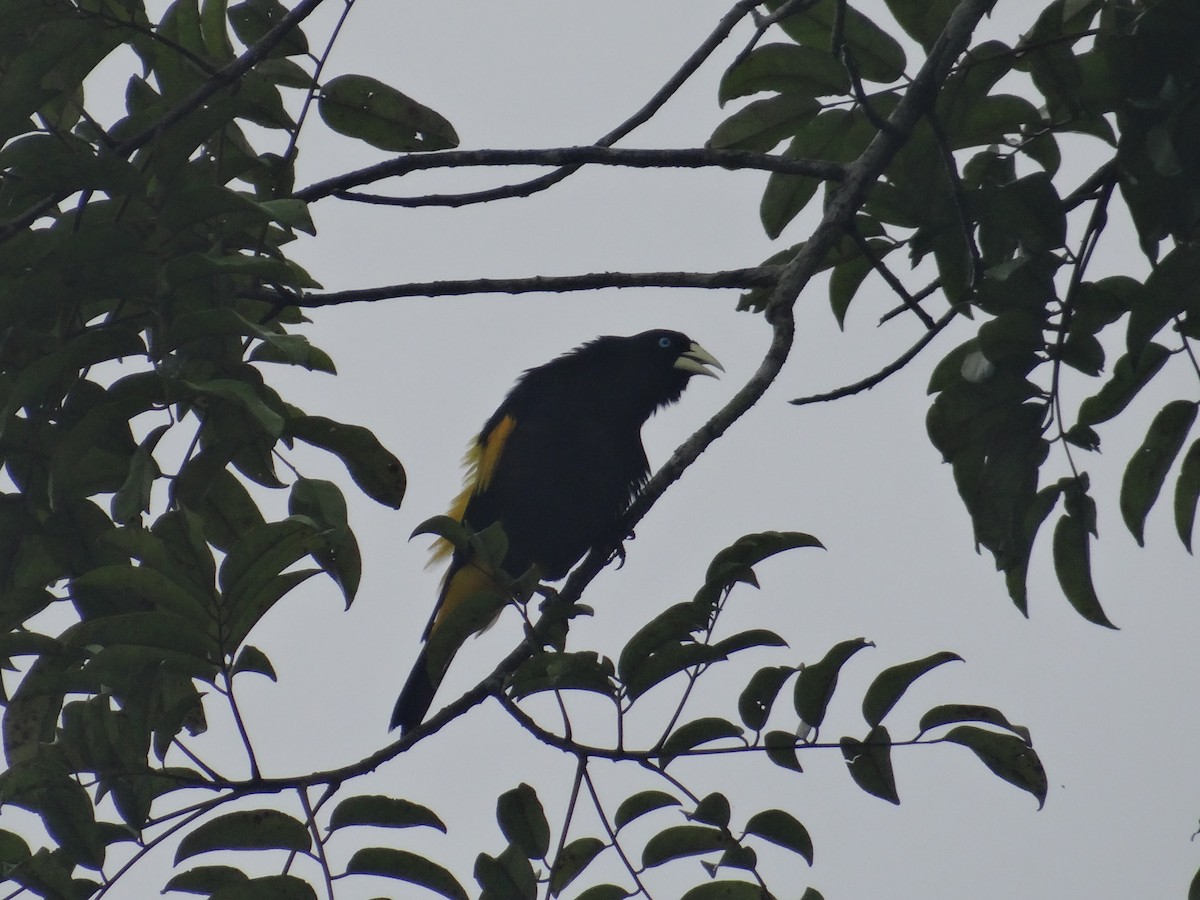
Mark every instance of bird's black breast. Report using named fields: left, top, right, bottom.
left=463, top=406, right=649, bottom=580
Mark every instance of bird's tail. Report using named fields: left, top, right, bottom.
left=390, top=645, right=440, bottom=733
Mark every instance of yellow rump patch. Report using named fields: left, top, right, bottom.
left=428, top=414, right=517, bottom=566
left=429, top=560, right=504, bottom=634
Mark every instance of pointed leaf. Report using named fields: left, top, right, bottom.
left=793, top=638, right=873, bottom=730
left=1120, top=400, right=1197, bottom=546
left=738, top=665, right=795, bottom=731
left=347, top=848, right=468, bottom=900
left=497, top=783, right=550, bottom=860
left=917, top=704, right=1031, bottom=744
left=319, top=74, right=458, bottom=151
left=943, top=725, right=1048, bottom=808
left=174, top=809, right=310, bottom=862
left=862, top=651, right=963, bottom=727
left=660, top=718, right=744, bottom=767
left=231, top=645, right=276, bottom=681
left=840, top=726, right=899, bottom=804
left=1174, top=439, right=1200, bottom=551
left=550, top=837, right=606, bottom=897
left=764, top=730, right=804, bottom=773
left=1076, top=344, right=1170, bottom=427
left=329, top=794, right=445, bottom=832
left=1051, top=512, right=1116, bottom=628
left=689, top=793, right=731, bottom=828
left=743, top=809, right=813, bottom=865
left=641, top=825, right=732, bottom=868
left=614, top=791, right=680, bottom=830
left=681, top=883, right=766, bottom=900
left=287, top=414, right=406, bottom=508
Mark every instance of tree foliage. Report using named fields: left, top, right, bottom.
left=0, top=0, right=1196, bottom=897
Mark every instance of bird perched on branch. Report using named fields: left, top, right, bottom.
left=390, top=329, right=722, bottom=734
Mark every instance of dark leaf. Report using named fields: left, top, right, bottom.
left=347, top=848, right=469, bottom=900
left=497, top=783, right=550, bottom=860
left=793, top=638, right=872, bottom=730
left=738, top=665, right=796, bottom=731
left=689, top=793, right=731, bottom=828
left=1174, top=439, right=1200, bottom=551
left=743, top=808, right=813, bottom=865
left=862, top=651, right=963, bottom=728
left=320, top=74, right=458, bottom=151
left=329, top=794, right=445, bottom=832
left=660, top=718, right=743, bottom=767
left=764, top=730, right=804, bottom=773
left=174, top=809, right=310, bottom=862
left=718, top=43, right=849, bottom=106
left=287, top=414, right=406, bottom=508
left=840, top=726, right=899, bottom=804
left=1076, top=344, right=1171, bottom=427
left=550, top=837, right=606, bottom=897
left=680, top=882, right=767, bottom=900
left=642, top=825, right=732, bottom=868
left=1052, top=511, right=1116, bottom=628
left=918, top=703, right=1031, bottom=745
left=1120, top=400, right=1197, bottom=546
left=614, top=790, right=681, bottom=830
left=943, top=725, right=1048, bottom=808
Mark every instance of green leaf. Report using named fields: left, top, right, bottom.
left=660, top=718, right=743, bottom=767
left=572, top=887, right=630, bottom=900
left=1052, top=511, right=1116, bottom=628
left=697, top=530, right=823, bottom=608
left=164, top=865, right=249, bottom=896
left=793, top=638, right=872, bottom=730
left=228, top=0, right=308, bottom=56
left=288, top=478, right=361, bottom=605
left=1120, top=400, right=1198, bottom=546
left=347, top=848, right=468, bottom=900
left=743, top=809, right=813, bottom=864
left=319, top=74, right=458, bottom=151
left=623, top=642, right=724, bottom=701
left=710, top=628, right=787, bottom=658
left=508, top=650, right=616, bottom=699
left=641, top=825, right=732, bottom=868
left=231, top=645, right=276, bottom=680
left=1127, top=246, right=1200, bottom=361
left=550, top=837, right=606, bottom=897
left=217, top=518, right=321, bottom=634
left=1076, top=344, right=1171, bottom=427
left=883, top=0, right=959, bottom=51
left=187, top=378, right=285, bottom=437
left=111, top=423, right=169, bottom=525
left=475, top=845, right=536, bottom=900
left=287, top=414, right=406, bottom=508
left=770, top=0, right=906, bottom=83
left=497, top=783, right=550, bottom=860
left=690, top=793, right=731, bottom=828
left=174, top=809, right=310, bottom=862
left=617, top=602, right=706, bottom=682
left=861, top=651, right=963, bottom=728
left=840, top=725, right=899, bottom=804
left=1173, top=439, right=1200, bottom=552
left=943, top=725, right=1048, bottom=808
left=329, top=794, right=445, bottom=832
left=737, top=665, right=796, bottom=731
left=69, top=564, right=211, bottom=628
left=718, top=43, right=850, bottom=106
left=764, top=730, right=804, bottom=773
left=614, top=791, right=680, bottom=830
left=348, top=849, right=468, bottom=897
left=918, top=704, right=1031, bottom=745
left=708, top=92, right=819, bottom=152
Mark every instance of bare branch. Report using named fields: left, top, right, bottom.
left=296, top=147, right=846, bottom=205
left=256, top=267, right=781, bottom=308
left=791, top=307, right=958, bottom=406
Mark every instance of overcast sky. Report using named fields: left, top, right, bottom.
left=21, top=2, right=1200, bottom=898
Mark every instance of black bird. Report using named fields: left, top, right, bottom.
left=390, top=330, right=722, bottom=733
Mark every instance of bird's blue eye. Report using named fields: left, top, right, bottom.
left=658, top=336, right=672, bottom=348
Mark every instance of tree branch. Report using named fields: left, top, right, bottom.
left=257, top=267, right=781, bottom=308
left=790, top=306, right=958, bottom=406
left=295, top=147, right=847, bottom=205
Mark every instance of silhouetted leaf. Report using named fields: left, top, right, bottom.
left=1173, top=439, right=1200, bottom=551
left=348, top=848, right=468, bottom=900
left=943, top=725, right=1048, bottom=808
left=614, top=791, right=680, bottom=830
left=550, top=837, right=606, bottom=896
left=642, top=825, right=732, bottom=868
left=497, top=783, right=550, bottom=860
left=1120, top=400, right=1197, bottom=546
left=840, top=726, right=898, bottom=804
left=862, top=651, right=963, bottom=727
left=175, top=809, right=310, bottom=862
left=738, top=665, right=796, bottom=731
left=793, top=638, right=872, bottom=730
left=320, top=74, right=458, bottom=151
left=744, top=809, right=813, bottom=864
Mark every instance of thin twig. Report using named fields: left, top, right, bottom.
left=295, top=147, right=846, bottom=205
left=256, top=267, right=781, bottom=308
left=790, top=307, right=958, bottom=406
